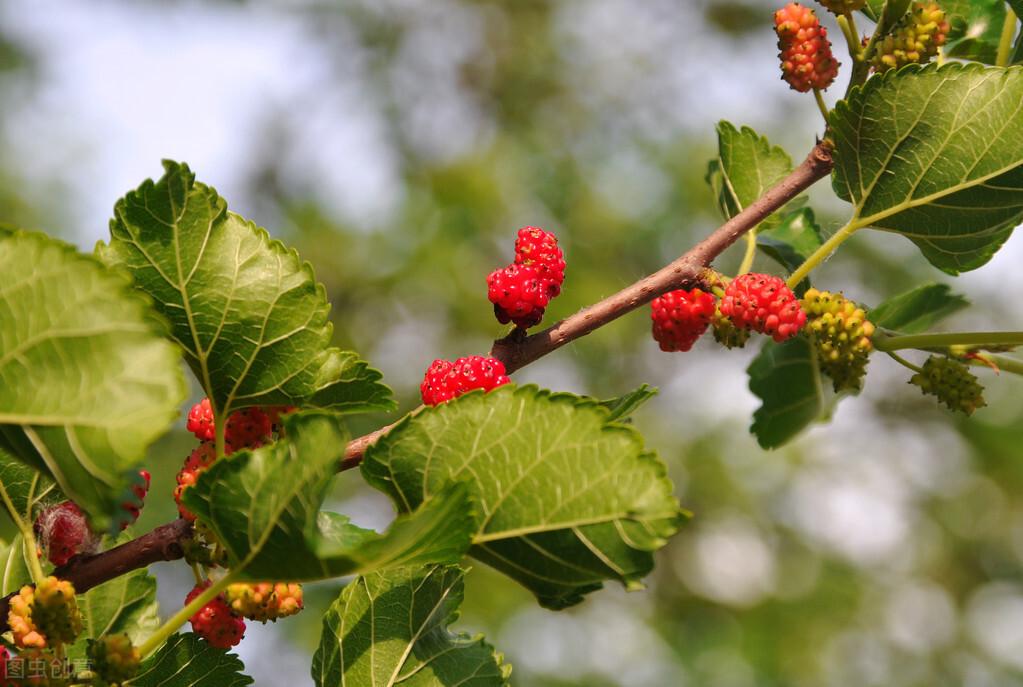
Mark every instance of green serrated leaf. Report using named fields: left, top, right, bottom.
left=749, top=337, right=834, bottom=449
left=860, top=0, right=884, bottom=21
left=131, top=633, right=253, bottom=687
left=312, top=565, right=511, bottom=687
left=598, top=384, right=658, bottom=423
left=870, top=283, right=970, bottom=333
left=96, top=160, right=394, bottom=419
left=707, top=121, right=797, bottom=231
left=861, top=0, right=911, bottom=28
left=69, top=568, right=160, bottom=660
left=182, top=411, right=475, bottom=581
left=0, top=444, right=61, bottom=523
left=830, top=63, right=1023, bottom=274
left=756, top=208, right=824, bottom=277
left=362, top=385, right=684, bottom=610
left=943, top=0, right=1007, bottom=64
left=0, top=535, right=32, bottom=595
left=0, top=228, right=185, bottom=531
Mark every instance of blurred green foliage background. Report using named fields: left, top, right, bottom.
left=2, top=1, right=1023, bottom=685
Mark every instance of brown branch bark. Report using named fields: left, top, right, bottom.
left=0, top=519, right=192, bottom=632
left=2, top=141, right=832, bottom=630
left=491, top=141, right=834, bottom=374
left=343, top=139, right=834, bottom=464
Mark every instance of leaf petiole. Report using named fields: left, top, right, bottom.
left=813, top=88, right=830, bottom=123
left=737, top=231, right=758, bottom=275
left=837, top=13, right=863, bottom=61
left=873, top=331, right=1023, bottom=352
left=785, top=220, right=859, bottom=288
left=885, top=350, right=923, bottom=374
left=846, top=7, right=888, bottom=91
left=997, top=6, right=1018, bottom=67
left=0, top=478, right=45, bottom=584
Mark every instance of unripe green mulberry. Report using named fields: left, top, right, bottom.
left=817, top=0, right=865, bottom=13
left=711, top=307, right=750, bottom=349
left=802, top=289, right=875, bottom=392
left=910, top=355, right=986, bottom=415
left=9, top=587, right=46, bottom=649
left=8, top=577, right=83, bottom=649
left=31, top=577, right=83, bottom=647
left=88, top=634, right=141, bottom=686
left=872, top=2, right=948, bottom=72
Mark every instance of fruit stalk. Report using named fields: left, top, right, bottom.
left=0, top=478, right=46, bottom=584
left=997, top=6, right=1019, bottom=67
left=836, top=13, right=863, bottom=60
left=138, top=570, right=238, bottom=658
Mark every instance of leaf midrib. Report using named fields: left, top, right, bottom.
left=168, top=181, right=218, bottom=420
left=384, top=569, right=454, bottom=687
left=853, top=156, right=1023, bottom=230
left=890, top=69, right=1011, bottom=210
left=0, top=324, right=154, bottom=372
left=472, top=511, right=680, bottom=544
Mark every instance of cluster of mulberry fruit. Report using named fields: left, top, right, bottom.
left=910, top=355, right=986, bottom=415
left=421, top=356, right=511, bottom=406
left=186, top=398, right=278, bottom=449
left=651, top=274, right=807, bottom=353
left=174, top=443, right=219, bottom=522
left=711, top=307, right=753, bottom=349
left=420, top=227, right=566, bottom=406
left=721, top=273, right=808, bottom=342
left=88, top=633, right=141, bottom=686
left=13, top=474, right=155, bottom=682
left=487, top=226, right=565, bottom=329
left=771, top=1, right=949, bottom=99
left=650, top=289, right=717, bottom=352
left=225, top=582, right=304, bottom=623
left=872, top=2, right=948, bottom=72
left=173, top=400, right=306, bottom=650
left=8, top=576, right=83, bottom=651
left=185, top=581, right=247, bottom=649
left=774, top=3, right=840, bottom=92
left=174, top=400, right=294, bottom=520
left=801, top=288, right=875, bottom=392
left=182, top=580, right=305, bottom=649
left=649, top=277, right=886, bottom=399
left=32, top=467, right=151, bottom=568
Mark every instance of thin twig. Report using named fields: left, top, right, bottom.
left=344, top=140, right=834, bottom=467
left=0, top=519, right=193, bottom=633
left=3, top=140, right=835, bottom=625
left=489, top=141, right=834, bottom=376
